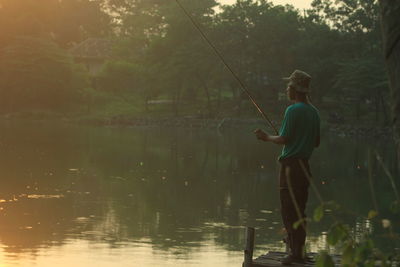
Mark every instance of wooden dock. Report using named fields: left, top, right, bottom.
left=243, top=227, right=341, bottom=267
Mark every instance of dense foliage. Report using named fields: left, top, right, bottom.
left=0, top=0, right=389, bottom=122
left=0, top=36, right=88, bottom=111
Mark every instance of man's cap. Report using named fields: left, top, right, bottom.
left=283, top=70, right=312, bottom=93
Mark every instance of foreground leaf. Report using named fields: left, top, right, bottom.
left=316, top=251, right=335, bottom=267
left=341, top=241, right=355, bottom=265
left=314, top=204, right=324, bottom=222
left=368, top=210, right=378, bottom=219
left=327, top=223, right=349, bottom=246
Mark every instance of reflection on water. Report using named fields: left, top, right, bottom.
left=0, top=121, right=398, bottom=266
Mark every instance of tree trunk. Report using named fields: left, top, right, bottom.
left=379, top=0, right=400, bottom=169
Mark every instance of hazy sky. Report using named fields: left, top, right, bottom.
left=219, top=0, right=312, bottom=9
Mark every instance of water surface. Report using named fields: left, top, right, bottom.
left=0, top=121, right=398, bottom=266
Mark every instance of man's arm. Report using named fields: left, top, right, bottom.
left=267, top=135, right=287, bottom=145
left=254, top=129, right=287, bottom=145
left=255, top=106, right=293, bottom=145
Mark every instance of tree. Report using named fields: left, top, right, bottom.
left=333, top=55, right=389, bottom=122
left=96, top=60, right=161, bottom=111
left=0, top=37, right=88, bottom=112
left=306, top=0, right=390, bottom=118
left=379, top=0, right=400, bottom=168
left=0, top=0, right=111, bottom=49
left=105, top=0, right=167, bottom=52
left=215, top=0, right=303, bottom=114
left=310, top=0, right=380, bottom=33
left=132, top=0, right=219, bottom=115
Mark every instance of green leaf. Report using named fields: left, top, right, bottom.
left=355, top=241, right=373, bottom=263
left=316, top=251, right=335, bottom=267
left=368, top=210, right=378, bottom=219
left=314, top=204, right=324, bottom=222
left=327, top=223, right=349, bottom=246
left=341, top=241, right=355, bottom=265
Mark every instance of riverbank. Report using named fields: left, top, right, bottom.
left=0, top=111, right=393, bottom=139
left=80, top=115, right=393, bottom=139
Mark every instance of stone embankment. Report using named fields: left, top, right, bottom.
left=90, top=116, right=393, bottom=138
left=90, top=116, right=270, bottom=129
left=328, top=124, right=392, bottom=138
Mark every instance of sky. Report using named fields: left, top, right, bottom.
left=219, top=0, right=313, bottom=10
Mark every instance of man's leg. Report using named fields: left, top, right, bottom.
left=290, top=187, right=309, bottom=258
left=280, top=188, right=307, bottom=257
left=279, top=161, right=310, bottom=261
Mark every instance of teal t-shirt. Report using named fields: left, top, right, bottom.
left=279, top=102, right=320, bottom=161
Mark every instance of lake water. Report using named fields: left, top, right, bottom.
left=0, top=121, right=398, bottom=267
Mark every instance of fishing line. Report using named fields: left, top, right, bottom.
left=175, top=0, right=279, bottom=135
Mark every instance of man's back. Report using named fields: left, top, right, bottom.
left=279, top=102, right=320, bottom=161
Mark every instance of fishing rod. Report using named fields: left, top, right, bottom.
left=174, top=0, right=279, bottom=135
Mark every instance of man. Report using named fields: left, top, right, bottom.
left=254, top=70, right=320, bottom=265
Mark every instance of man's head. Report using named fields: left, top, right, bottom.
left=283, top=70, right=311, bottom=101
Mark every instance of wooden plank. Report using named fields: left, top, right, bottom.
left=252, top=251, right=341, bottom=267
left=243, top=227, right=255, bottom=267
left=241, top=228, right=341, bottom=266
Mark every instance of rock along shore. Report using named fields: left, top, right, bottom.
left=87, top=116, right=393, bottom=138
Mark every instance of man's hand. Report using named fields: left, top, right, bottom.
left=254, top=129, right=268, bottom=141
left=254, top=129, right=287, bottom=145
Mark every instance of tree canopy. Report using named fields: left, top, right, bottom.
left=0, top=0, right=390, bottom=123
